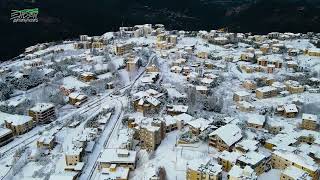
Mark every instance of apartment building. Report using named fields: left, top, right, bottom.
left=139, top=124, right=162, bottom=151
left=146, top=64, right=160, bottom=74
left=259, top=44, right=269, bottom=54
left=98, top=149, right=137, bottom=170
left=209, top=124, right=242, bottom=152
left=227, top=165, right=258, bottom=180
left=0, top=127, right=14, bottom=147
left=237, top=101, right=255, bottom=112
left=301, top=113, right=318, bottom=130
left=65, top=146, right=84, bottom=167
left=284, top=80, right=304, bottom=94
left=197, top=51, right=208, bottom=59
left=80, top=72, right=96, bottom=82
left=126, top=56, right=141, bottom=72
left=29, top=103, right=55, bottom=124
left=233, top=91, right=250, bottom=102
left=3, top=112, right=34, bottom=136
left=277, top=104, right=299, bottom=118
left=96, top=165, right=129, bottom=180
left=247, top=114, right=266, bottom=129
left=271, top=150, right=320, bottom=180
left=234, top=139, right=259, bottom=154
left=115, top=43, right=133, bottom=56
left=257, top=57, right=283, bottom=69
left=266, top=117, right=284, bottom=134
left=236, top=151, right=269, bottom=175
left=163, top=115, right=178, bottom=133
left=242, top=80, right=257, bottom=91
left=187, top=160, right=223, bottom=180
left=92, top=42, right=104, bottom=49
left=166, top=105, right=188, bottom=116
left=240, top=53, right=254, bottom=61
left=37, top=132, right=56, bottom=150
left=186, top=118, right=212, bottom=136
left=306, top=49, right=320, bottom=57
left=217, top=151, right=241, bottom=172
left=280, top=166, right=312, bottom=180
left=264, top=134, right=297, bottom=151
left=68, top=92, right=88, bottom=106
left=256, top=86, right=277, bottom=99
left=132, top=89, right=163, bottom=115
left=272, top=81, right=287, bottom=93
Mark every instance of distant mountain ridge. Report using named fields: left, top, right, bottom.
left=1, top=0, right=320, bottom=60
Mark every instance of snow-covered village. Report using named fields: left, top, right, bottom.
left=0, top=24, right=320, bottom=180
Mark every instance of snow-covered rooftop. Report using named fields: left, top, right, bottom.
left=209, top=124, right=242, bottom=146
left=98, top=149, right=137, bottom=164
left=0, top=111, right=33, bottom=126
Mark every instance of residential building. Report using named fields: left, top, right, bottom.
left=126, top=56, right=141, bottom=72
left=163, top=115, right=178, bottom=132
left=174, top=113, right=193, bottom=130
left=92, top=42, right=104, bottom=49
left=217, top=151, right=241, bottom=171
left=96, top=165, right=130, bottom=180
left=139, top=124, right=162, bottom=151
left=266, top=117, right=284, bottom=134
left=233, top=91, right=250, bottom=102
left=237, top=101, right=255, bottom=112
left=264, top=134, right=297, bottom=150
left=187, top=118, right=212, bottom=135
left=29, top=103, right=55, bottom=124
left=0, top=127, right=14, bottom=147
left=234, top=139, right=259, bottom=154
left=115, top=43, right=133, bottom=56
left=301, top=114, right=318, bottom=130
left=2, top=112, right=34, bottom=136
left=37, top=132, right=56, bottom=150
left=49, top=172, right=78, bottom=180
left=271, top=150, right=320, bottom=180
left=281, top=166, right=312, bottom=180
left=65, top=146, right=84, bottom=167
left=60, top=76, right=89, bottom=96
left=80, top=72, right=96, bottom=82
left=170, top=66, right=182, bottom=73
left=285, top=80, right=304, bottom=94
left=132, top=89, right=163, bottom=115
left=256, top=86, right=277, bottom=99
left=277, top=104, right=298, bottom=118
left=272, top=81, right=287, bottom=93
left=68, top=92, right=88, bottom=106
left=227, top=165, right=257, bottom=180
left=146, top=64, right=160, bottom=74
left=210, top=37, right=229, bottom=45
left=197, top=51, right=208, bottom=59
left=259, top=44, right=269, bottom=54
left=240, top=53, right=254, bottom=61
left=186, top=160, right=223, bottom=180
left=166, top=105, right=188, bottom=116
left=209, top=124, right=242, bottom=152
left=306, top=49, right=320, bottom=57
left=236, top=151, right=269, bottom=175
left=242, top=80, right=257, bottom=91
left=98, top=149, right=137, bottom=170
left=247, top=114, right=266, bottom=129
left=149, top=167, right=166, bottom=180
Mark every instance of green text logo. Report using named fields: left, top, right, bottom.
left=10, top=8, right=39, bottom=23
